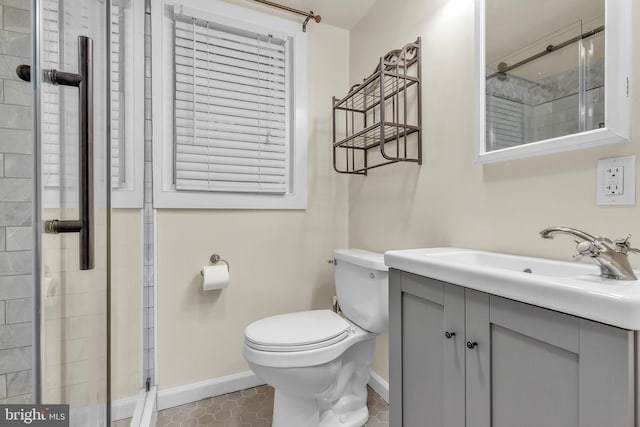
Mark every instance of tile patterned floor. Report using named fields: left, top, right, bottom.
left=155, top=385, right=389, bottom=427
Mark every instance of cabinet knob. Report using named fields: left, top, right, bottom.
left=444, top=331, right=456, bottom=339
left=466, top=341, right=478, bottom=349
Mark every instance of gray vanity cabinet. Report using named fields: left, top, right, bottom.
left=389, top=269, right=635, bottom=427
left=389, top=270, right=466, bottom=427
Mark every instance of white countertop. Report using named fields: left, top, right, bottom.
left=384, top=247, right=640, bottom=330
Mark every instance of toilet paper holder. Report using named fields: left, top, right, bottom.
left=200, top=254, right=230, bottom=276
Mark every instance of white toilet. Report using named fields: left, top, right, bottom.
left=242, top=249, right=388, bottom=427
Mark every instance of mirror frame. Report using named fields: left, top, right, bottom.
left=475, top=0, right=632, bottom=163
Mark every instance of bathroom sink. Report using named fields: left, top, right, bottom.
left=419, top=249, right=594, bottom=277
left=384, top=247, right=640, bottom=330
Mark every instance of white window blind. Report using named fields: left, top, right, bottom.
left=41, top=0, right=124, bottom=191
left=41, top=0, right=62, bottom=191
left=173, top=12, right=291, bottom=193
left=39, top=0, right=143, bottom=208
left=42, top=0, right=90, bottom=199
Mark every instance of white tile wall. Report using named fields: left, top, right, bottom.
left=5, top=297, right=31, bottom=323
left=0, top=0, right=31, bottom=404
left=4, top=154, right=30, bottom=178
left=487, top=60, right=605, bottom=147
left=2, top=6, right=29, bottom=34
left=3, top=80, right=30, bottom=106
left=6, top=369, right=30, bottom=397
left=142, top=0, right=155, bottom=387
left=0, top=1, right=29, bottom=11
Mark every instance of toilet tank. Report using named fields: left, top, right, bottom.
left=333, top=249, right=389, bottom=333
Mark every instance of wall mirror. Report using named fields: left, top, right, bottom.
left=475, top=0, right=631, bottom=163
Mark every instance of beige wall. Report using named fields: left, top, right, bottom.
left=349, top=0, right=640, bottom=382
left=156, top=0, right=640, bottom=390
left=156, top=22, right=350, bottom=389
left=110, top=209, right=143, bottom=400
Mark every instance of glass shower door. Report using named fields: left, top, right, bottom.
left=33, top=0, right=109, bottom=425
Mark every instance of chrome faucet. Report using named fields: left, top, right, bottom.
left=540, top=226, right=640, bottom=280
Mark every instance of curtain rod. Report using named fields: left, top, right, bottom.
left=252, top=0, right=321, bottom=32
left=487, top=25, right=605, bottom=81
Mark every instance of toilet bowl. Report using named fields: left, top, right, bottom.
left=242, top=249, right=388, bottom=427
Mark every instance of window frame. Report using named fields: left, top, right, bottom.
left=151, top=0, right=308, bottom=209
left=111, top=0, right=146, bottom=208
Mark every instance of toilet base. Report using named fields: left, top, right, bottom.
left=269, top=338, right=375, bottom=427
left=273, top=390, right=321, bottom=427
left=272, top=388, right=369, bottom=427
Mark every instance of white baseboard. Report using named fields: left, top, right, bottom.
left=157, top=371, right=265, bottom=410
left=368, top=369, right=389, bottom=403
left=155, top=369, right=387, bottom=412
left=112, top=392, right=143, bottom=421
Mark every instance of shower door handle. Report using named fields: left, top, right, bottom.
left=16, top=64, right=30, bottom=82
left=28, top=36, right=95, bottom=270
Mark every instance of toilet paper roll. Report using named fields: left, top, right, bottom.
left=202, top=264, right=229, bottom=290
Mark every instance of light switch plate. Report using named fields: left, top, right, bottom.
left=597, top=156, right=636, bottom=205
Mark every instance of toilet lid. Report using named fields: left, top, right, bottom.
left=244, top=310, right=350, bottom=352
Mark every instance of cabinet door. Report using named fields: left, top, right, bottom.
left=465, top=292, right=634, bottom=427
left=389, top=270, right=465, bottom=427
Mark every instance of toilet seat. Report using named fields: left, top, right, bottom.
left=245, top=310, right=350, bottom=352
left=243, top=318, right=374, bottom=369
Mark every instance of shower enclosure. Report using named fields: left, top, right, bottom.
left=10, top=0, right=153, bottom=425
left=31, top=0, right=109, bottom=423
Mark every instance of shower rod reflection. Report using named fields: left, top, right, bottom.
left=487, top=25, right=604, bottom=81
left=251, top=0, right=321, bottom=32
